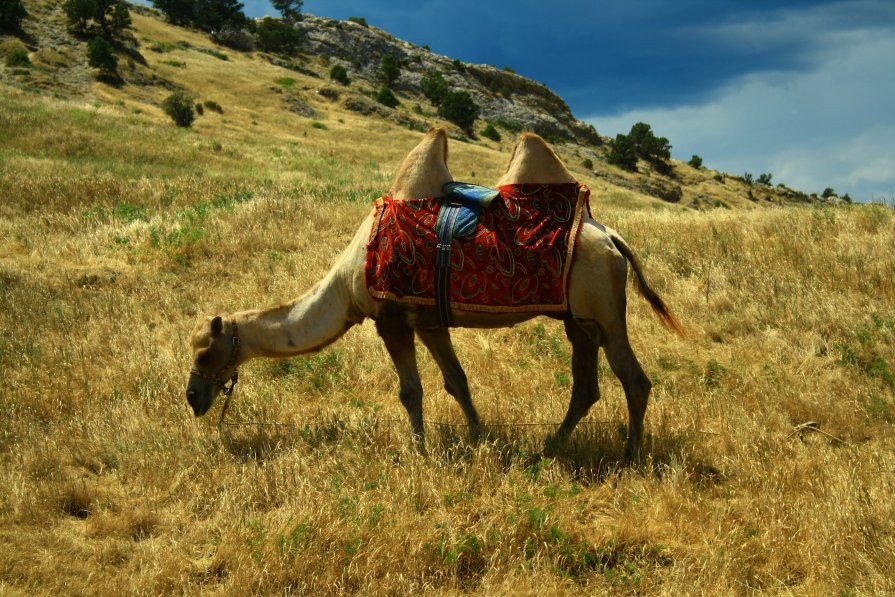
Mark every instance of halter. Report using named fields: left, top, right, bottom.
left=190, top=321, right=240, bottom=424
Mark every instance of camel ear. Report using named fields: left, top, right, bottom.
left=210, top=316, right=223, bottom=337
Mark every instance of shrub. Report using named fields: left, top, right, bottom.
left=1, top=0, right=27, bottom=30
left=204, top=100, right=223, bottom=113
left=758, top=173, right=773, bottom=185
left=151, top=0, right=193, bottom=26
left=194, top=102, right=204, bottom=115
left=420, top=69, right=448, bottom=106
left=438, top=90, right=479, bottom=134
left=375, top=86, right=399, bottom=108
left=64, top=0, right=130, bottom=36
left=628, top=122, right=671, bottom=162
left=743, top=172, right=753, bottom=185
left=271, top=0, right=302, bottom=23
left=607, top=133, right=638, bottom=172
left=87, top=36, right=117, bottom=74
left=688, top=154, right=703, bottom=169
left=380, top=53, right=400, bottom=86
left=212, top=26, right=255, bottom=51
left=329, top=64, right=349, bottom=85
left=481, top=122, right=501, bottom=142
left=608, top=122, right=671, bottom=172
left=162, top=91, right=195, bottom=127
left=254, top=17, right=300, bottom=54
left=581, top=158, right=594, bottom=170
left=347, top=16, right=367, bottom=27
left=152, top=0, right=246, bottom=33
left=822, top=187, right=836, bottom=198
left=5, top=48, right=29, bottom=67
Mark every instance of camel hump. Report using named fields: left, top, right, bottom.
left=496, top=132, right=575, bottom=186
left=389, top=127, right=453, bottom=200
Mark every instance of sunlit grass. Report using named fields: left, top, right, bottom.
left=1, top=11, right=894, bottom=596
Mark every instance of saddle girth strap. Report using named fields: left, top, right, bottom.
left=435, top=201, right=462, bottom=327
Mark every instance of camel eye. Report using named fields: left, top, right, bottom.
left=196, top=350, right=213, bottom=367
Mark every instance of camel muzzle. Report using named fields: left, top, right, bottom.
left=186, top=378, right=216, bottom=417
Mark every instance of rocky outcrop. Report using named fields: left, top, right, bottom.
left=293, top=15, right=601, bottom=145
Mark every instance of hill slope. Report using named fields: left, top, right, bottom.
left=0, top=2, right=837, bottom=210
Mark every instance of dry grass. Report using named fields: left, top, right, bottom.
left=2, top=12, right=895, bottom=595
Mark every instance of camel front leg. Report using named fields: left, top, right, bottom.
left=376, top=317, right=424, bottom=444
left=416, top=327, right=482, bottom=440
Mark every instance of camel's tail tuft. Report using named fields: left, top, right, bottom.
left=609, top=233, right=684, bottom=337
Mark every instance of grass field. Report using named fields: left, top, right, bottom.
left=2, top=10, right=895, bottom=594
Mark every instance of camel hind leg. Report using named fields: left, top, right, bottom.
left=601, top=325, right=651, bottom=462
left=552, top=318, right=602, bottom=443
left=416, top=327, right=482, bottom=440
left=561, top=317, right=650, bottom=462
left=567, top=233, right=652, bottom=462
left=376, top=315, right=424, bottom=443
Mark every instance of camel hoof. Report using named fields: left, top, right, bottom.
left=543, top=432, right=569, bottom=457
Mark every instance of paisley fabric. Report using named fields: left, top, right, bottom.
left=365, top=183, right=590, bottom=314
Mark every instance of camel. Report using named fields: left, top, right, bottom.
left=186, top=128, right=680, bottom=461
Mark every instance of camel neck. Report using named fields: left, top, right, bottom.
left=232, top=271, right=357, bottom=362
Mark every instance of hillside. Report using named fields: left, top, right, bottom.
left=1, top=3, right=894, bottom=596
left=0, top=1, right=838, bottom=210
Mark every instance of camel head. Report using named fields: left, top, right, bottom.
left=186, top=315, right=240, bottom=417
left=496, top=132, right=576, bottom=186
left=389, top=127, right=453, bottom=200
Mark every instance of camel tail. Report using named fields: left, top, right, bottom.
left=609, top=233, right=684, bottom=337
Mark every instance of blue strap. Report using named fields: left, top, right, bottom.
left=435, top=202, right=462, bottom=327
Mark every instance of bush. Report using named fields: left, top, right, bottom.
left=204, top=100, right=223, bottom=113
left=608, top=122, right=671, bottom=172
left=757, top=173, right=773, bottom=185
left=481, top=122, right=501, bottom=142
left=688, top=154, right=703, bottom=169
left=581, top=158, right=594, bottom=170
left=272, top=0, right=302, bottom=23
left=162, top=91, right=195, bottom=127
left=1, top=0, right=27, bottom=30
left=438, top=90, right=479, bottom=134
left=212, top=26, right=255, bottom=51
left=254, top=17, right=300, bottom=54
left=5, top=48, right=29, bottom=67
left=628, top=122, right=671, bottom=162
left=375, top=86, right=399, bottom=109
left=380, top=53, right=400, bottom=86
left=329, top=64, right=349, bottom=85
left=87, top=36, right=117, bottom=74
left=743, top=172, right=753, bottom=185
left=607, top=133, right=638, bottom=172
left=822, top=187, right=836, bottom=198
left=152, top=0, right=246, bottom=33
left=194, top=102, right=204, bottom=115
left=64, top=0, right=130, bottom=36
left=420, top=69, right=448, bottom=106
left=347, top=16, right=367, bottom=27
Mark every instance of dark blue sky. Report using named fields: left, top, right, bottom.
left=145, top=1, right=895, bottom=200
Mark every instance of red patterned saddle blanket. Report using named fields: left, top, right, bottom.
left=364, top=182, right=590, bottom=314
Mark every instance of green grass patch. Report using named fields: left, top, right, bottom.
left=274, top=77, right=296, bottom=88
